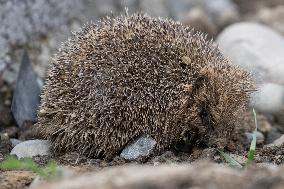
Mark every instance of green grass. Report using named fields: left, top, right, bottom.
left=218, top=108, right=258, bottom=168
left=0, top=156, right=60, bottom=179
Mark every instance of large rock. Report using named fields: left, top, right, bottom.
left=217, top=22, right=284, bottom=85
left=11, top=51, right=41, bottom=127
left=250, top=83, right=284, bottom=113
left=0, top=0, right=85, bottom=74
left=10, top=140, right=50, bottom=158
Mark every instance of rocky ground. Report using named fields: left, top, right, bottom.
left=2, top=0, right=284, bottom=189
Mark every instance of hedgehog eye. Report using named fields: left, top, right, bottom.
left=180, top=62, right=187, bottom=69
left=200, top=109, right=208, bottom=118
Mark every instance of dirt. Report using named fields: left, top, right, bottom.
left=0, top=81, right=14, bottom=128
left=0, top=171, right=35, bottom=189
left=29, top=162, right=284, bottom=189
left=2, top=145, right=284, bottom=189
left=255, top=147, right=284, bottom=164
left=17, top=122, right=39, bottom=141
left=1, top=108, right=284, bottom=189
left=0, top=138, right=12, bottom=155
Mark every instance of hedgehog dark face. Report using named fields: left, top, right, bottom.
left=188, top=64, right=254, bottom=148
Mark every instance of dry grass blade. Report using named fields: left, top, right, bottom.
left=217, top=149, right=243, bottom=168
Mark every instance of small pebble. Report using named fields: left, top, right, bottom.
left=244, top=131, right=265, bottom=144
left=120, top=135, right=156, bottom=160
left=10, top=139, right=50, bottom=158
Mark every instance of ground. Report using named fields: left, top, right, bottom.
left=1, top=111, right=284, bottom=189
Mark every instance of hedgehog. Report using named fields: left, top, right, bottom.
left=37, top=14, right=255, bottom=159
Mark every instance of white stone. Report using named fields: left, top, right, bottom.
left=250, top=83, right=284, bottom=113
left=217, top=22, right=284, bottom=85
left=10, top=139, right=50, bottom=158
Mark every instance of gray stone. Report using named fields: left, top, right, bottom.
left=0, top=0, right=85, bottom=69
left=10, top=138, right=22, bottom=147
left=250, top=83, right=284, bottom=114
left=244, top=131, right=265, bottom=145
left=91, top=0, right=116, bottom=17
left=205, top=0, right=239, bottom=28
left=2, top=63, right=20, bottom=85
left=10, top=139, right=50, bottom=158
left=177, top=0, right=239, bottom=37
left=120, top=135, right=156, bottom=160
left=265, top=134, right=284, bottom=148
left=217, top=22, right=284, bottom=85
left=275, top=111, right=284, bottom=125
left=266, top=126, right=283, bottom=144
left=117, top=0, right=138, bottom=12
left=140, top=0, right=169, bottom=18
left=164, top=0, right=193, bottom=20
left=11, top=51, right=41, bottom=127
left=0, top=60, right=7, bottom=73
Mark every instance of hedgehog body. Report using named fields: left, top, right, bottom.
left=38, top=14, right=254, bottom=159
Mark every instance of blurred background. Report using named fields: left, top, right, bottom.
left=1, top=0, right=284, bottom=145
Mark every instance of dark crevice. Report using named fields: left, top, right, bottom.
left=199, top=105, right=215, bottom=132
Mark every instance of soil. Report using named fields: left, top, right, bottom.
left=29, top=163, right=284, bottom=189
left=2, top=141, right=284, bottom=189
left=0, top=171, right=35, bottom=189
